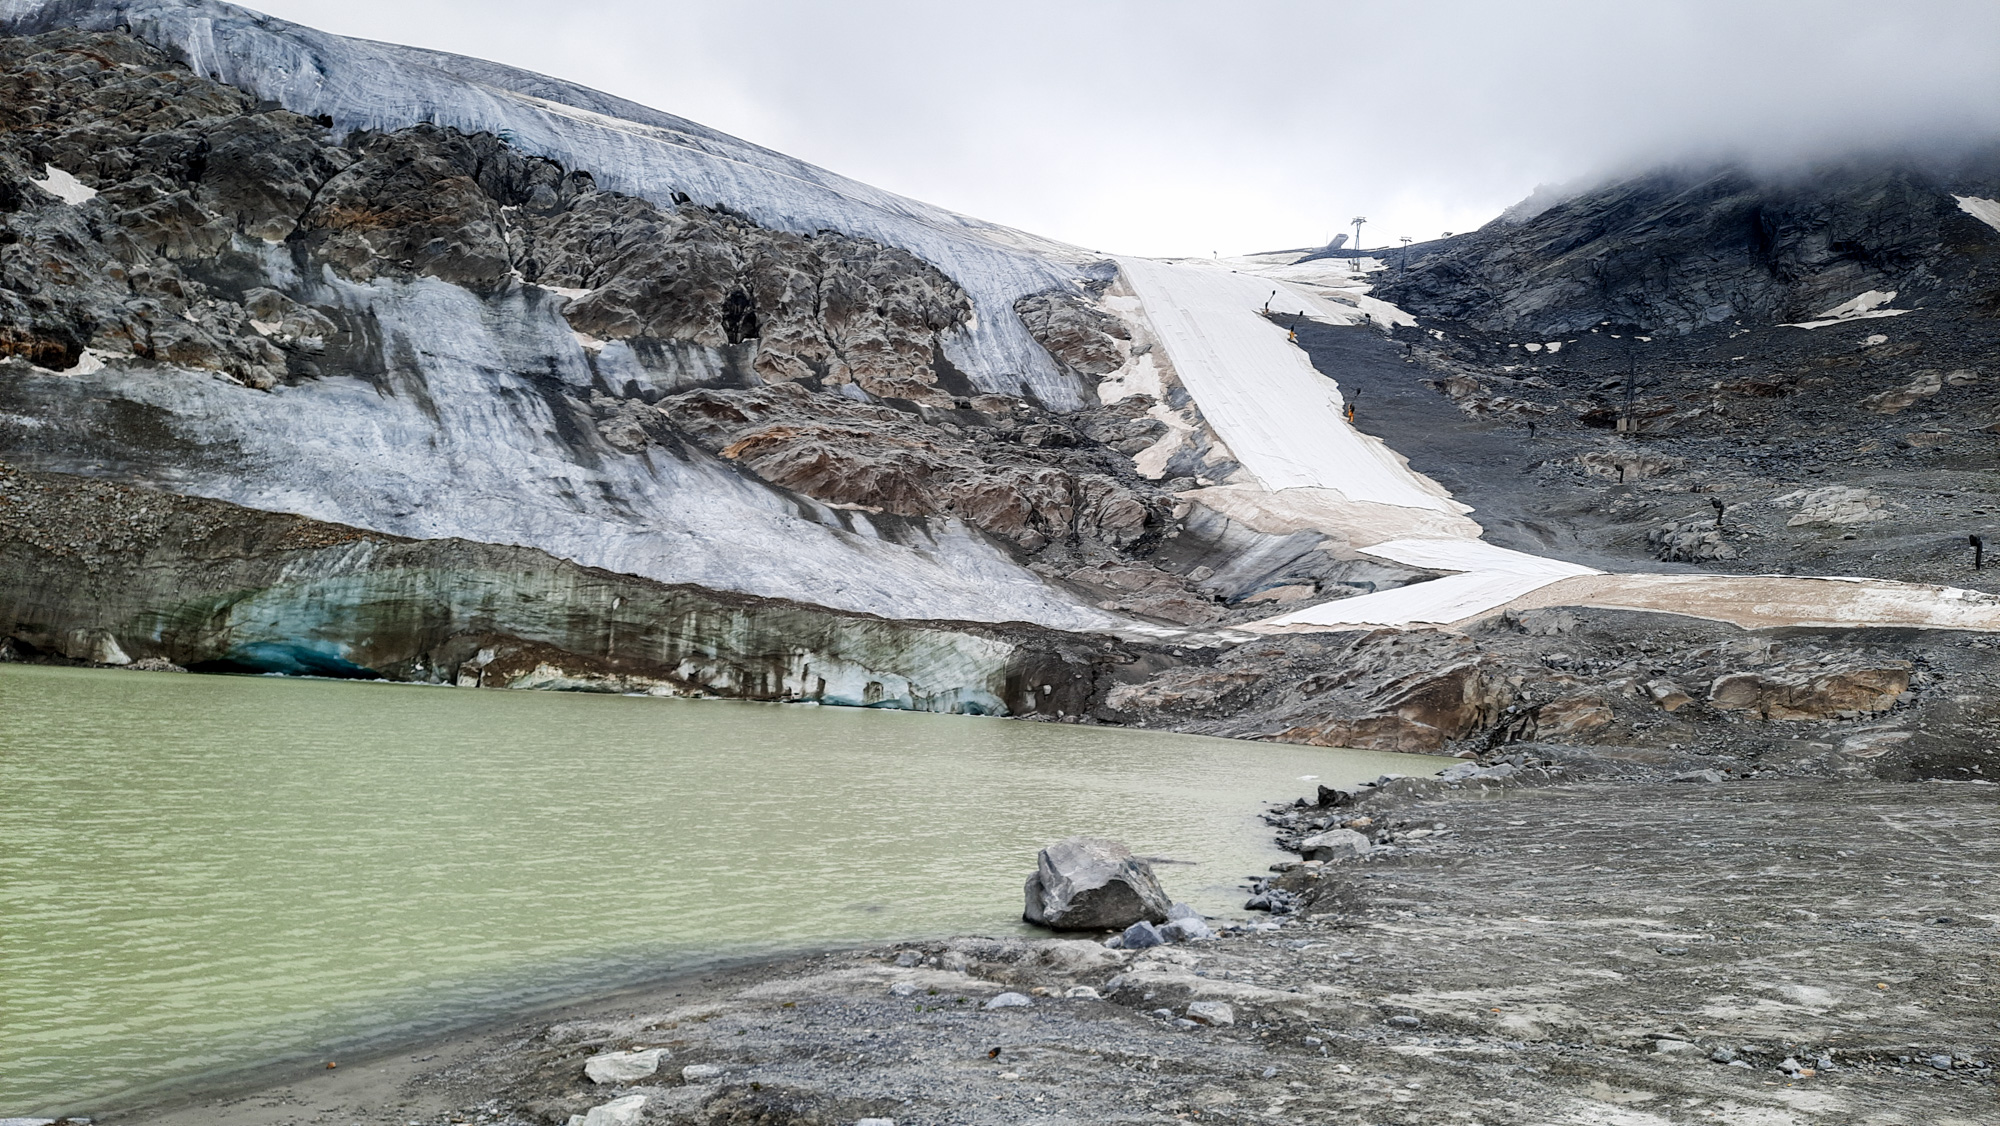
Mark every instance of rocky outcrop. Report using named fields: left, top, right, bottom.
left=1022, top=837, right=1172, bottom=931
left=0, top=461, right=1131, bottom=716
left=656, top=381, right=1184, bottom=564
left=1272, top=659, right=1512, bottom=753
left=1014, top=288, right=1127, bottom=383
left=1706, top=663, right=1909, bottom=720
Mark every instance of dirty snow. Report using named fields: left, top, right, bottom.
left=1783, top=290, right=1911, bottom=329
left=29, top=165, right=95, bottom=205
left=1954, top=194, right=2000, bottom=233
left=1254, top=539, right=1597, bottom=630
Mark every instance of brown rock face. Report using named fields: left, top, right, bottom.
left=1104, top=669, right=1263, bottom=716
left=1274, top=660, right=1509, bottom=752
left=660, top=382, right=1164, bottom=557
left=1527, top=695, right=1616, bottom=740
left=1708, top=664, right=1909, bottom=719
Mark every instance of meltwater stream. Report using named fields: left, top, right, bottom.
left=0, top=665, right=1444, bottom=1112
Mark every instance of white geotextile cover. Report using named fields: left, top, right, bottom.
left=1262, top=539, right=1597, bottom=629
left=1114, top=255, right=1460, bottom=509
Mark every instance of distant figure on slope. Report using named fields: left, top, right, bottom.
left=1287, top=326, right=1298, bottom=343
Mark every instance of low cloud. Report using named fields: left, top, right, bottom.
left=251, top=0, right=2000, bottom=257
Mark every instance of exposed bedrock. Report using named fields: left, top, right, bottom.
left=0, top=462, right=1130, bottom=716
left=1377, top=154, right=2000, bottom=336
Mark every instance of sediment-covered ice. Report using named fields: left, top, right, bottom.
left=11, top=262, right=1115, bottom=630
left=0, top=0, right=1099, bottom=408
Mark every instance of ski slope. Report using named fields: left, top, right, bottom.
left=1114, top=256, right=1595, bottom=628
left=1115, top=256, right=1459, bottom=507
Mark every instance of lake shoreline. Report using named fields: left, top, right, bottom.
left=94, top=766, right=2000, bottom=1125
left=3, top=662, right=1452, bottom=1116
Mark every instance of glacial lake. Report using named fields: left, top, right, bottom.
left=0, top=663, right=1443, bottom=1113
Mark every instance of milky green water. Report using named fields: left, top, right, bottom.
left=0, top=664, right=1442, bottom=1113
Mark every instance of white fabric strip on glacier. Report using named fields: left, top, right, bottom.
left=1262, top=539, right=1598, bottom=628
left=1114, top=255, right=1458, bottom=510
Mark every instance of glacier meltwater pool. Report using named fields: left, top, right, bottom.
left=0, top=663, right=1444, bottom=1113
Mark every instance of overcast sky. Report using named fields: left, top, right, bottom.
left=248, top=0, right=2000, bottom=258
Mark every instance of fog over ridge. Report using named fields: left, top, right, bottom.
left=232, top=0, right=2000, bottom=256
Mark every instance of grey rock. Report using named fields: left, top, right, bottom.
left=984, top=992, right=1032, bottom=1010
left=1668, top=770, right=1727, bottom=784
left=680, top=1064, right=725, bottom=1083
left=1160, top=916, right=1215, bottom=943
left=1928, top=1054, right=1954, bottom=1071
left=1653, top=1038, right=1699, bottom=1055
left=1709, top=1047, right=1737, bottom=1063
left=888, top=981, right=919, bottom=997
left=1387, top=1014, right=1423, bottom=1028
left=1185, top=1000, right=1235, bottom=1026
left=584, top=1047, right=668, bottom=1084
left=1023, top=837, right=1172, bottom=931
left=1297, top=828, right=1374, bottom=862
left=1120, top=920, right=1167, bottom=949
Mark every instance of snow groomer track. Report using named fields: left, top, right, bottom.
left=1115, top=256, right=2000, bottom=634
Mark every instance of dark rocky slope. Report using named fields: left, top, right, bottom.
left=1377, top=152, right=2000, bottom=336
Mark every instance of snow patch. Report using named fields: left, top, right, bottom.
left=1955, top=194, right=2000, bottom=234
left=1783, top=290, right=1910, bottom=329
left=30, top=164, right=96, bottom=205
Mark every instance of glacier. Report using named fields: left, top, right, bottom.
left=0, top=0, right=1099, bottom=407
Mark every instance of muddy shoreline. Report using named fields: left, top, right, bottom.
left=80, top=757, right=2000, bottom=1126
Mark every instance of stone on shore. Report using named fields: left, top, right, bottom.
left=1023, top=837, right=1172, bottom=930
left=985, top=991, right=1033, bottom=1009
left=566, top=1094, right=647, bottom=1126
left=1186, top=1000, right=1235, bottom=1026
left=583, top=1047, right=667, bottom=1084
left=1160, top=904, right=1216, bottom=942
left=1119, top=920, right=1167, bottom=949
left=1298, top=828, right=1374, bottom=862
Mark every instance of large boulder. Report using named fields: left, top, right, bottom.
left=1708, top=662, right=1909, bottom=720
left=1023, top=837, right=1172, bottom=931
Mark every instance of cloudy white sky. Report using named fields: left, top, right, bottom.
left=249, top=0, right=2000, bottom=258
